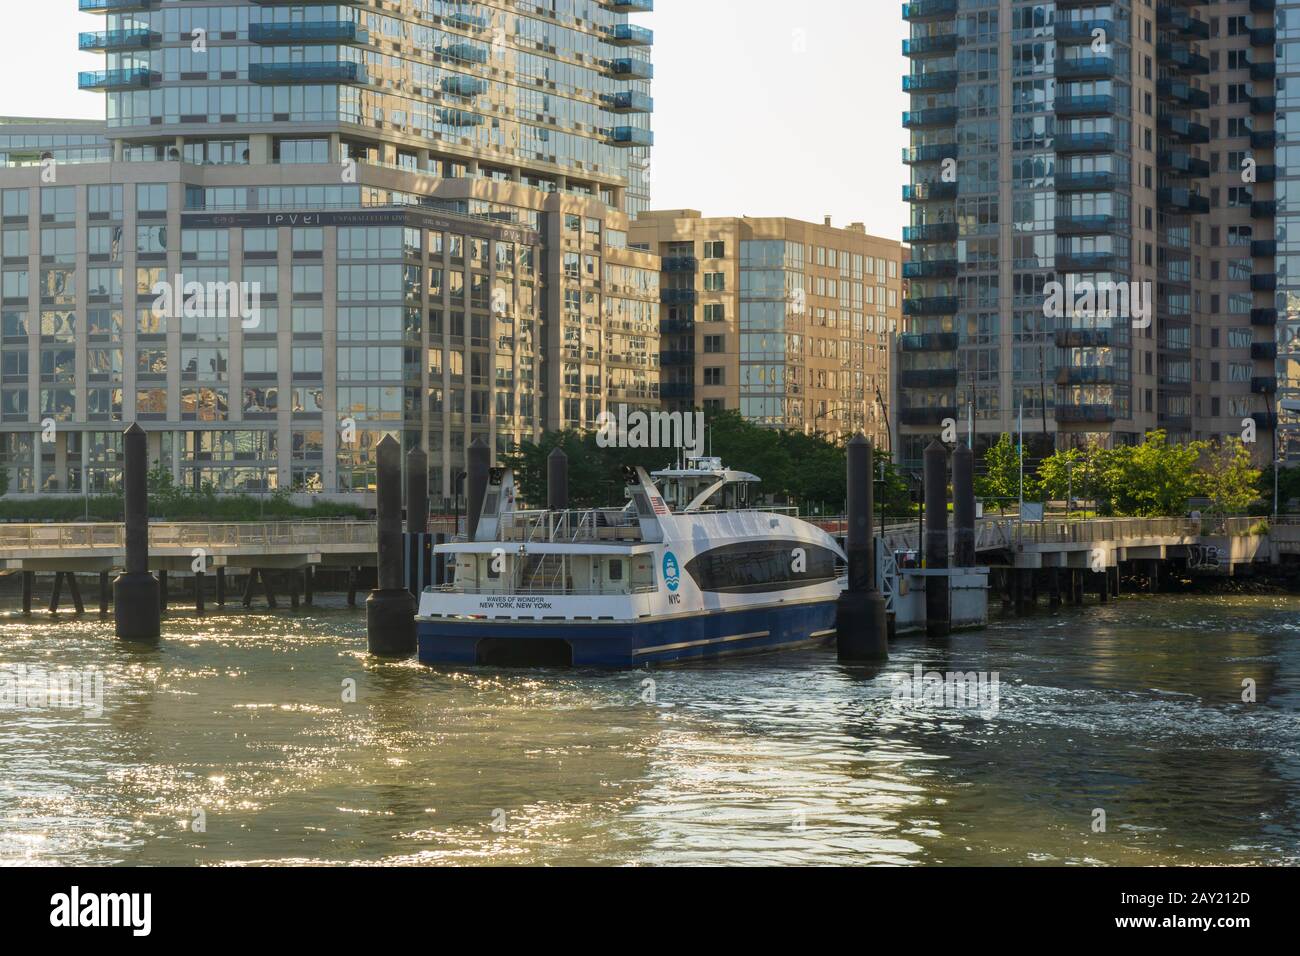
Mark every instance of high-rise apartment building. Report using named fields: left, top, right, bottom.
left=0, top=0, right=659, bottom=503
left=900, top=0, right=1282, bottom=469
left=630, top=210, right=900, bottom=451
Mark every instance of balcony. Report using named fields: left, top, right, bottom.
left=903, top=0, right=957, bottom=22
left=903, top=107, right=957, bottom=129
left=900, top=369, right=959, bottom=389
left=1252, top=130, right=1280, bottom=150
left=1252, top=200, right=1279, bottom=219
left=1252, top=0, right=1277, bottom=12
left=1055, top=131, right=1114, bottom=153
left=1158, top=43, right=1211, bottom=75
left=249, top=22, right=368, bottom=44
left=1251, top=308, right=1279, bottom=327
left=1055, top=94, right=1115, bottom=117
left=1057, top=252, right=1118, bottom=272
left=1056, top=404, right=1116, bottom=424
left=902, top=222, right=958, bottom=243
left=660, top=318, right=694, bottom=335
left=1056, top=170, right=1117, bottom=192
left=1055, top=20, right=1114, bottom=45
left=903, top=296, right=958, bottom=316
left=1158, top=187, right=1211, bottom=214
left=903, top=71, right=958, bottom=93
left=78, top=0, right=152, bottom=10
left=604, top=90, right=653, bottom=113
left=662, top=256, right=698, bottom=272
left=443, top=9, right=489, bottom=29
left=1158, top=151, right=1210, bottom=177
left=249, top=61, right=366, bottom=84
left=78, top=29, right=156, bottom=51
left=660, top=350, right=696, bottom=367
left=1253, top=342, right=1279, bottom=361
left=252, top=0, right=362, bottom=4
left=900, top=406, right=959, bottom=426
left=442, top=75, right=488, bottom=97
left=601, top=0, right=654, bottom=11
left=903, top=142, right=958, bottom=164
left=607, top=126, right=654, bottom=147
left=1252, top=239, right=1278, bottom=257
left=903, top=182, right=958, bottom=202
left=608, top=58, right=653, bottom=79
left=1251, top=61, right=1277, bottom=82
left=1252, top=96, right=1278, bottom=116
left=1056, top=366, right=1116, bottom=386
left=903, top=34, right=958, bottom=58
left=903, top=259, right=959, bottom=279
left=1056, top=214, right=1118, bottom=235
left=1254, top=164, right=1279, bottom=183
left=1158, top=113, right=1211, bottom=144
left=660, top=289, right=697, bottom=306
left=1055, top=328, right=1112, bottom=348
left=606, top=23, right=653, bottom=46
left=1157, top=6, right=1210, bottom=40
left=1057, top=57, right=1116, bottom=80
left=660, top=382, right=693, bottom=400
left=900, top=333, right=959, bottom=352
left=1251, top=28, right=1277, bottom=47
left=1251, top=274, right=1278, bottom=293
left=77, top=68, right=156, bottom=91
left=1158, top=78, right=1210, bottom=109
left=1252, top=377, right=1279, bottom=395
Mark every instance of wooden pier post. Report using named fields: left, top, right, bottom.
left=347, top=568, right=357, bottom=607
left=194, top=570, right=205, bottom=615
left=367, top=435, right=417, bottom=656
left=114, top=422, right=161, bottom=642
left=261, top=570, right=277, bottom=609
left=836, top=435, right=888, bottom=661
left=242, top=569, right=257, bottom=608
left=67, top=573, right=84, bottom=616
left=48, top=572, right=63, bottom=615
left=216, top=567, right=226, bottom=607
left=923, top=439, right=950, bottom=636
left=99, top=571, right=109, bottom=617
left=21, top=570, right=32, bottom=617
left=1049, top=567, right=1062, bottom=609
left=303, top=565, right=313, bottom=606
left=289, top=570, right=300, bottom=610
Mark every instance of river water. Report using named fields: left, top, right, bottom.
left=1, top=591, right=1297, bottom=866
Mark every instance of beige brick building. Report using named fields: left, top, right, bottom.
left=630, top=211, right=901, bottom=452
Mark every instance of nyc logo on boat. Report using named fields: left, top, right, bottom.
left=662, top=551, right=681, bottom=592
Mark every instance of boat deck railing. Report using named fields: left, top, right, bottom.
left=433, top=582, right=656, bottom=597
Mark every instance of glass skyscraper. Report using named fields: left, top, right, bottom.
left=901, top=1, right=1281, bottom=470
left=0, top=0, right=659, bottom=502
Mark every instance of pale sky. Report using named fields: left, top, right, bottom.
left=0, top=1, right=908, bottom=239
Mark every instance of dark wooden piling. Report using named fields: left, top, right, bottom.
left=836, top=435, right=888, bottom=661
left=114, top=422, right=161, bottom=642
left=367, top=435, right=417, bottom=656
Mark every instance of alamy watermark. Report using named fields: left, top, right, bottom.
left=1, top=664, right=105, bottom=717
left=151, top=274, right=262, bottom=329
left=596, top=403, right=704, bottom=454
left=1043, top=276, right=1152, bottom=330
left=889, top=664, right=1000, bottom=719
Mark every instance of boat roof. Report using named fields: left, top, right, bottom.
left=650, top=456, right=758, bottom=483
left=436, top=542, right=656, bottom=556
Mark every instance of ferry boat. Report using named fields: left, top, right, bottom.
left=416, top=456, right=847, bottom=667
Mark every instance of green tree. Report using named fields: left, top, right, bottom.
left=1093, top=430, right=1204, bottom=517
left=977, top=433, right=1030, bottom=513
left=1035, top=446, right=1083, bottom=505
left=1199, top=438, right=1262, bottom=515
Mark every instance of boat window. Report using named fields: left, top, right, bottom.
left=609, top=559, right=623, bottom=581
left=631, top=490, right=653, bottom=518
left=483, top=491, right=498, bottom=516
left=685, top=541, right=840, bottom=593
left=486, top=554, right=500, bottom=579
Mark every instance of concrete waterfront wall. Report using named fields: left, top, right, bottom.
left=893, top=568, right=990, bottom=635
